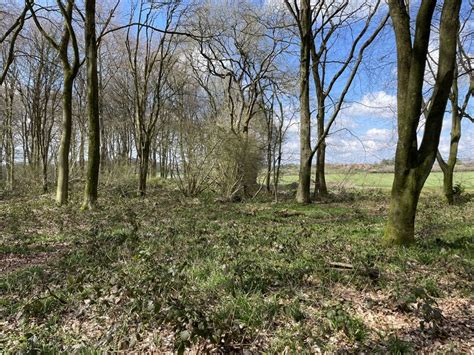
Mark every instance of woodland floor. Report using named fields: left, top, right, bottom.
left=0, top=178, right=473, bottom=353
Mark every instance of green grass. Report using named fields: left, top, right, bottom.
left=0, top=181, right=473, bottom=352
left=279, top=171, right=474, bottom=191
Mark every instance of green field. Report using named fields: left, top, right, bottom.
left=279, top=171, right=474, bottom=191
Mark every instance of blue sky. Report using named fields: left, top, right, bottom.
left=28, top=0, right=472, bottom=165
left=11, top=0, right=474, bottom=167
left=275, top=0, right=474, bottom=164
left=98, top=0, right=473, bottom=164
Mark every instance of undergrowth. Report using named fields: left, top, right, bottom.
left=0, top=181, right=472, bottom=352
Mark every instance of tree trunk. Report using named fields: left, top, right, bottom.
left=56, top=74, right=74, bottom=205
left=151, top=144, right=157, bottom=178
left=437, top=70, right=461, bottom=205
left=385, top=171, right=421, bottom=244
left=42, top=158, right=48, bottom=193
left=79, top=124, right=85, bottom=174
left=5, top=84, right=15, bottom=191
left=0, top=141, right=3, bottom=182
left=82, top=0, right=101, bottom=210
left=310, top=38, right=328, bottom=200
left=98, top=46, right=107, bottom=172
left=443, top=166, right=455, bottom=204
left=266, top=110, right=273, bottom=193
left=266, top=140, right=272, bottom=193
left=314, top=142, right=328, bottom=198
left=138, top=140, right=150, bottom=196
left=384, top=0, right=460, bottom=245
left=314, top=92, right=328, bottom=198
left=296, top=0, right=312, bottom=204
left=5, top=124, right=14, bottom=191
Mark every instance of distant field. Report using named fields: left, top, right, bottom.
left=279, top=171, right=474, bottom=191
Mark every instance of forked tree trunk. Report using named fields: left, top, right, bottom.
left=30, top=0, right=79, bottom=204
left=384, top=0, right=460, bottom=245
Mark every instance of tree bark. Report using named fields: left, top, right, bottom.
left=5, top=115, right=14, bottom=191
left=82, top=0, right=101, bottom=210
left=385, top=0, right=460, bottom=245
left=42, top=158, right=48, bottom=193
left=138, top=139, right=150, bottom=196
left=314, top=142, right=327, bottom=198
left=385, top=171, right=421, bottom=245
left=56, top=74, right=74, bottom=204
left=295, top=0, right=312, bottom=204
left=314, top=100, right=328, bottom=198
left=4, top=78, right=15, bottom=191
left=311, top=37, right=327, bottom=199
left=437, top=69, right=461, bottom=205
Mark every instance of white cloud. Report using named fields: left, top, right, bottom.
left=365, top=128, right=393, bottom=141
left=341, top=91, right=397, bottom=120
left=264, top=0, right=387, bottom=18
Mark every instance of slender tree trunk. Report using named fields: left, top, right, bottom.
left=56, top=74, right=74, bottom=204
left=138, top=139, right=150, bottom=196
left=311, top=40, right=328, bottom=199
left=296, top=0, right=312, bottom=204
left=151, top=144, right=157, bottom=178
left=82, top=0, right=101, bottom=210
left=274, top=130, right=283, bottom=202
left=314, top=143, right=327, bottom=197
left=442, top=164, right=455, bottom=204
left=5, top=86, right=15, bottom=191
left=266, top=110, right=273, bottom=193
left=0, top=140, right=3, bottom=182
left=266, top=141, right=272, bottom=193
left=314, top=102, right=328, bottom=199
left=79, top=123, right=85, bottom=174
left=42, top=156, right=48, bottom=193
left=241, top=133, right=256, bottom=197
left=21, top=118, right=27, bottom=166
left=5, top=123, right=14, bottom=191
left=437, top=72, right=461, bottom=205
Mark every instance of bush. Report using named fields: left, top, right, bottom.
left=452, top=182, right=464, bottom=197
left=211, top=130, right=264, bottom=200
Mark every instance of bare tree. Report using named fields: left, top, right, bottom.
left=310, top=1, right=388, bottom=198
left=193, top=0, right=287, bottom=197
left=124, top=0, right=180, bottom=196
left=29, top=0, right=81, bottom=205
left=0, top=3, right=28, bottom=86
left=16, top=30, right=62, bottom=192
left=284, top=0, right=388, bottom=203
left=436, top=17, right=473, bottom=204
